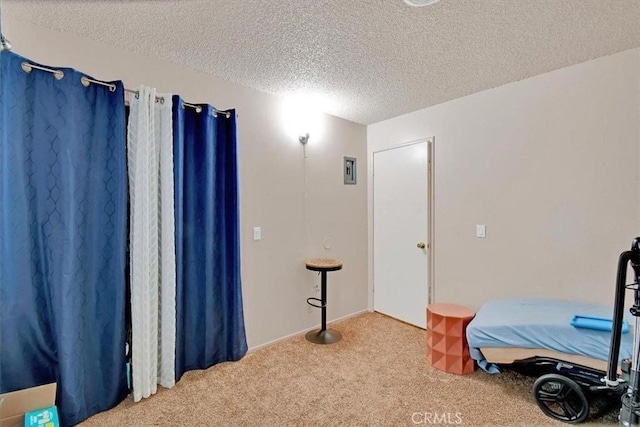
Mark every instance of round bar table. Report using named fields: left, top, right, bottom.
left=305, top=258, right=343, bottom=344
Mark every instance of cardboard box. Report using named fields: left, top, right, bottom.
left=0, top=384, right=57, bottom=427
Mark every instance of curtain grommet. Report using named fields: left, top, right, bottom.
left=21, top=62, right=32, bottom=73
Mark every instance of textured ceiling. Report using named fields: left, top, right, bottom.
left=4, top=0, right=640, bottom=124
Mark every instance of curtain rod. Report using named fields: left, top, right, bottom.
left=20, top=61, right=231, bottom=118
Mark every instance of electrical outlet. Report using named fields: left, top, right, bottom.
left=253, top=226, right=261, bottom=241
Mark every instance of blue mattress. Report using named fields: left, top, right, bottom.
left=466, top=298, right=634, bottom=373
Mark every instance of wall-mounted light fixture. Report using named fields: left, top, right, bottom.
left=404, top=0, right=440, bottom=6
left=281, top=93, right=326, bottom=145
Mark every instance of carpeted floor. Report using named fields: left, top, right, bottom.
left=81, top=312, right=618, bottom=426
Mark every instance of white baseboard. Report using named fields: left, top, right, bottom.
left=247, top=309, right=371, bottom=353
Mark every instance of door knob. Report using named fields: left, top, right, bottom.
left=417, top=242, right=426, bottom=249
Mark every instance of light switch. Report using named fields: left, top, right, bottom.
left=476, top=224, right=486, bottom=238
left=253, top=227, right=262, bottom=241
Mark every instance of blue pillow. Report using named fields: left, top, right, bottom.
left=570, top=315, right=629, bottom=334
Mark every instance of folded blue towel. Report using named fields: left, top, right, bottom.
left=571, top=315, right=629, bottom=334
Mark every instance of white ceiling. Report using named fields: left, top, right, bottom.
left=4, top=0, right=640, bottom=124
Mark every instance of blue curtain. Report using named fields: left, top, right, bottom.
left=0, top=51, right=128, bottom=426
left=173, top=97, right=247, bottom=380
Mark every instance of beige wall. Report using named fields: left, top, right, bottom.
left=4, top=17, right=369, bottom=349
left=368, top=48, right=640, bottom=310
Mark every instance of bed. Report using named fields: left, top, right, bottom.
left=466, top=298, right=634, bottom=423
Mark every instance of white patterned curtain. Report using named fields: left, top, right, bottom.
left=127, top=86, right=176, bottom=401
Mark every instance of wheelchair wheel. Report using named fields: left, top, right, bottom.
left=533, top=373, right=590, bottom=423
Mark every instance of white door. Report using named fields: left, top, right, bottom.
left=373, top=141, right=429, bottom=328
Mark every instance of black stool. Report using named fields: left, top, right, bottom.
left=305, top=258, right=343, bottom=344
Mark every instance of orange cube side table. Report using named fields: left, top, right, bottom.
left=426, top=303, right=476, bottom=375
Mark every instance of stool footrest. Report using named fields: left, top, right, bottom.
left=306, top=297, right=325, bottom=308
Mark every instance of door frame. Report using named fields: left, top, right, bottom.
left=370, top=137, right=435, bottom=316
